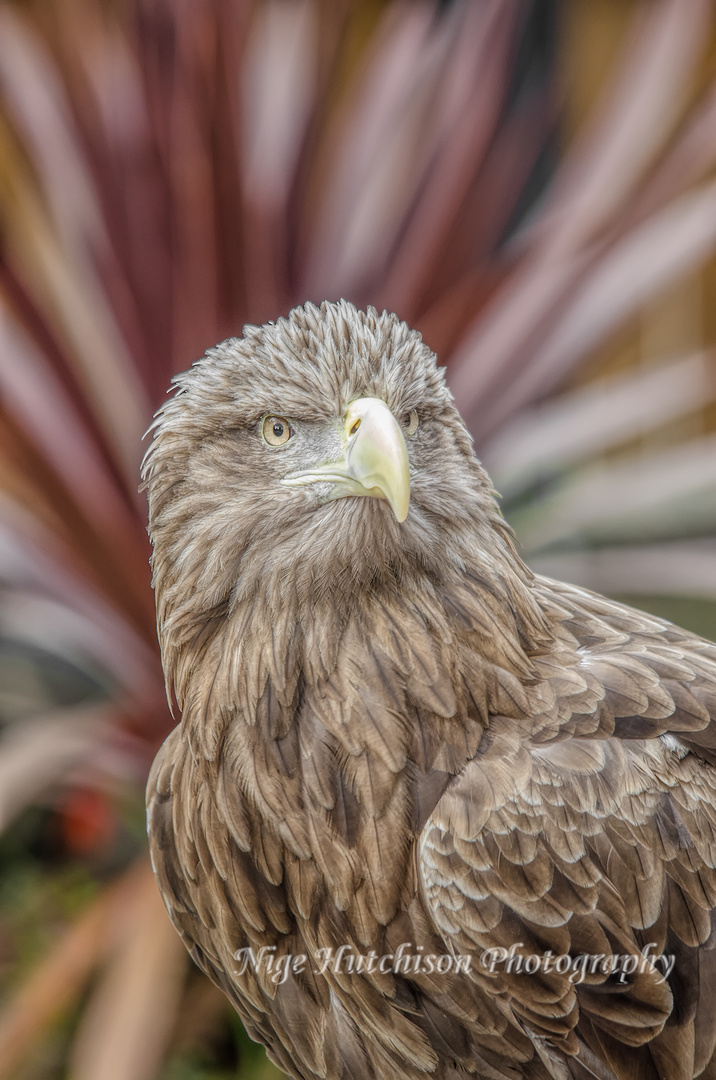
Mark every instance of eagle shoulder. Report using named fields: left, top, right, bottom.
left=420, top=579, right=716, bottom=1080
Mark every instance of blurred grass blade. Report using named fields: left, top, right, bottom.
left=0, top=306, right=143, bottom=547
left=0, top=506, right=161, bottom=688
left=485, top=351, right=716, bottom=498
left=482, top=180, right=716, bottom=437
left=531, top=542, right=716, bottom=601
left=70, top=864, right=187, bottom=1080
left=0, top=182, right=150, bottom=486
left=532, top=0, right=712, bottom=250
left=0, top=705, right=112, bottom=830
left=512, top=434, right=716, bottom=552
left=0, top=18, right=150, bottom=485
left=304, top=0, right=440, bottom=294
left=0, top=7, right=103, bottom=256
left=382, top=0, right=525, bottom=317
left=0, top=863, right=147, bottom=1080
left=631, top=82, right=716, bottom=220
left=0, top=590, right=160, bottom=706
left=243, top=0, right=317, bottom=210
left=242, top=0, right=318, bottom=317
left=448, top=0, right=713, bottom=426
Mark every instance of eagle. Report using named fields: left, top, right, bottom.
left=143, top=300, right=716, bottom=1080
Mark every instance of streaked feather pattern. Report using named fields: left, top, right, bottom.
left=145, top=301, right=716, bottom=1080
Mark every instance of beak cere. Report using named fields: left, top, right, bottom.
left=343, top=398, right=411, bottom=522
left=281, top=396, right=412, bottom=522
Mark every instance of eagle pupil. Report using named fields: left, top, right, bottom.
left=273, top=422, right=284, bottom=438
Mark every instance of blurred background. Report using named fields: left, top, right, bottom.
left=0, top=0, right=715, bottom=1076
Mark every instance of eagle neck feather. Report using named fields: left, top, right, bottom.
left=161, top=528, right=551, bottom=769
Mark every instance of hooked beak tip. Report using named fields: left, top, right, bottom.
left=344, top=398, right=411, bottom=523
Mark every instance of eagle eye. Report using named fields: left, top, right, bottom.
left=262, top=415, right=293, bottom=447
left=404, top=410, right=419, bottom=436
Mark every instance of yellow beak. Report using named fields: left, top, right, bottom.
left=281, top=397, right=411, bottom=522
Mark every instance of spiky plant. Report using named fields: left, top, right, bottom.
left=0, top=0, right=715, bottom=1077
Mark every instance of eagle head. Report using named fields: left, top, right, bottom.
left=142, top=300, right=513, bottom=629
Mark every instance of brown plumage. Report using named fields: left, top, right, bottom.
left=143, top=300, right=716, bottom=1080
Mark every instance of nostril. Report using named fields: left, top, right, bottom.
left=349, top=418, right=361, bottom=436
